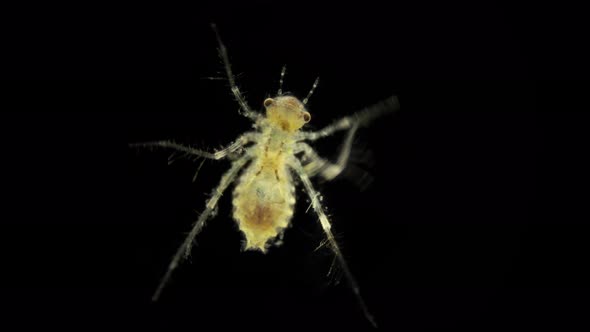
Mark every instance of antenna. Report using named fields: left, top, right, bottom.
left=278, top=65, right=287, bottom=95
left=302, top=77, right=320, bottom=105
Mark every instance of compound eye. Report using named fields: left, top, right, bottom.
left=263, top=98, right=274, bottom=108
left=302, top=112, right=311, bottom=123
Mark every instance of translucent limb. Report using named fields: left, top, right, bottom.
left=129, top=132, right=258, bottom=161
left=295, top=120, right=359, bottom=180
left=211, top=23, right=260, bottom=121
left=290, top=158, right=377, bottom=328
left=151, top=155, right=250, bottom=301
left=297, top=96, right=399, bottom=141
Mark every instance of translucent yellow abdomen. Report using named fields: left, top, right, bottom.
left=232, top=156, right=295, bottom=252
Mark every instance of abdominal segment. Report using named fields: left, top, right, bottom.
left=233, top=171, right=294, bottom=252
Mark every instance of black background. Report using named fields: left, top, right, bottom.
left=1, top=1, right=585, bottom=331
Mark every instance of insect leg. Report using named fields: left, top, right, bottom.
left=290, top=158, right=377, bottom=328
left=151, top=155, right=250, bottom=301
left=296, top=96, right=399, bottom=141
left=211, top=23, right=259, bottom=121
left=294, top=121, right=359, bottom=181
left=130, top=132, right=258, bottom=161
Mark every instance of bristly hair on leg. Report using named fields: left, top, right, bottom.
left=290, top=158, right=378, bottom=328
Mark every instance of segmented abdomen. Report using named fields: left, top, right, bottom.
left=232, top=164, right=295, bottom=252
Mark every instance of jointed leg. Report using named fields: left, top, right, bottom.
left=295, top=121, right=359, bottom=181
left=290, top=158, right=377, bottom=328
left=296, top=96, right=399, bottom=141
left=152, top=156, right=250, bottom=301
left=130, top=132, right=258, bottom=161
left=211, top=24, right=260, bottom=121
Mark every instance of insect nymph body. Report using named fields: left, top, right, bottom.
left=234, top=96, right=309, bottom=251
left=131, top=24, right=399, bottom=327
